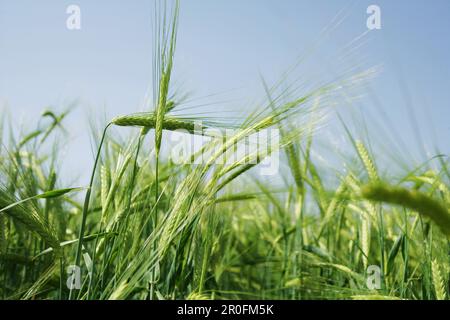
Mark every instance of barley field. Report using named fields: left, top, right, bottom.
left=0, top=1, right=448, bottom=300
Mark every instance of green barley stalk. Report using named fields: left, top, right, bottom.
left=154, top=1, right=179, bottom=231
left=70, top=123, right=111, bottom=299
left=73, top=111, right=195, bottom=298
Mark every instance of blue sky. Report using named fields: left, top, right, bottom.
left=0, top=0, right=449, bottom=182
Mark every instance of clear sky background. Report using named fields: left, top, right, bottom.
left=1, top=0, right=449, bottom=183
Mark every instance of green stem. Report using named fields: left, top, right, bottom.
left=149, top=148, right=160, bottom=300
left=59, top=256, right=64, bottom=300
left=88, top=134, right=144, bottom=299
left=155, top=151, right=159, bottom=206
left=69, top=123, right=111, bottom=300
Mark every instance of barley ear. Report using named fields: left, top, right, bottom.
left=362, top=183, right=450, bottom=236
left=155, top=1, right=179, bottom=154
left=356, top=141, right=378, bottom=181
left=432, top=259, right=447, bottom=300
left=0, top=193, right=61, bottom=257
